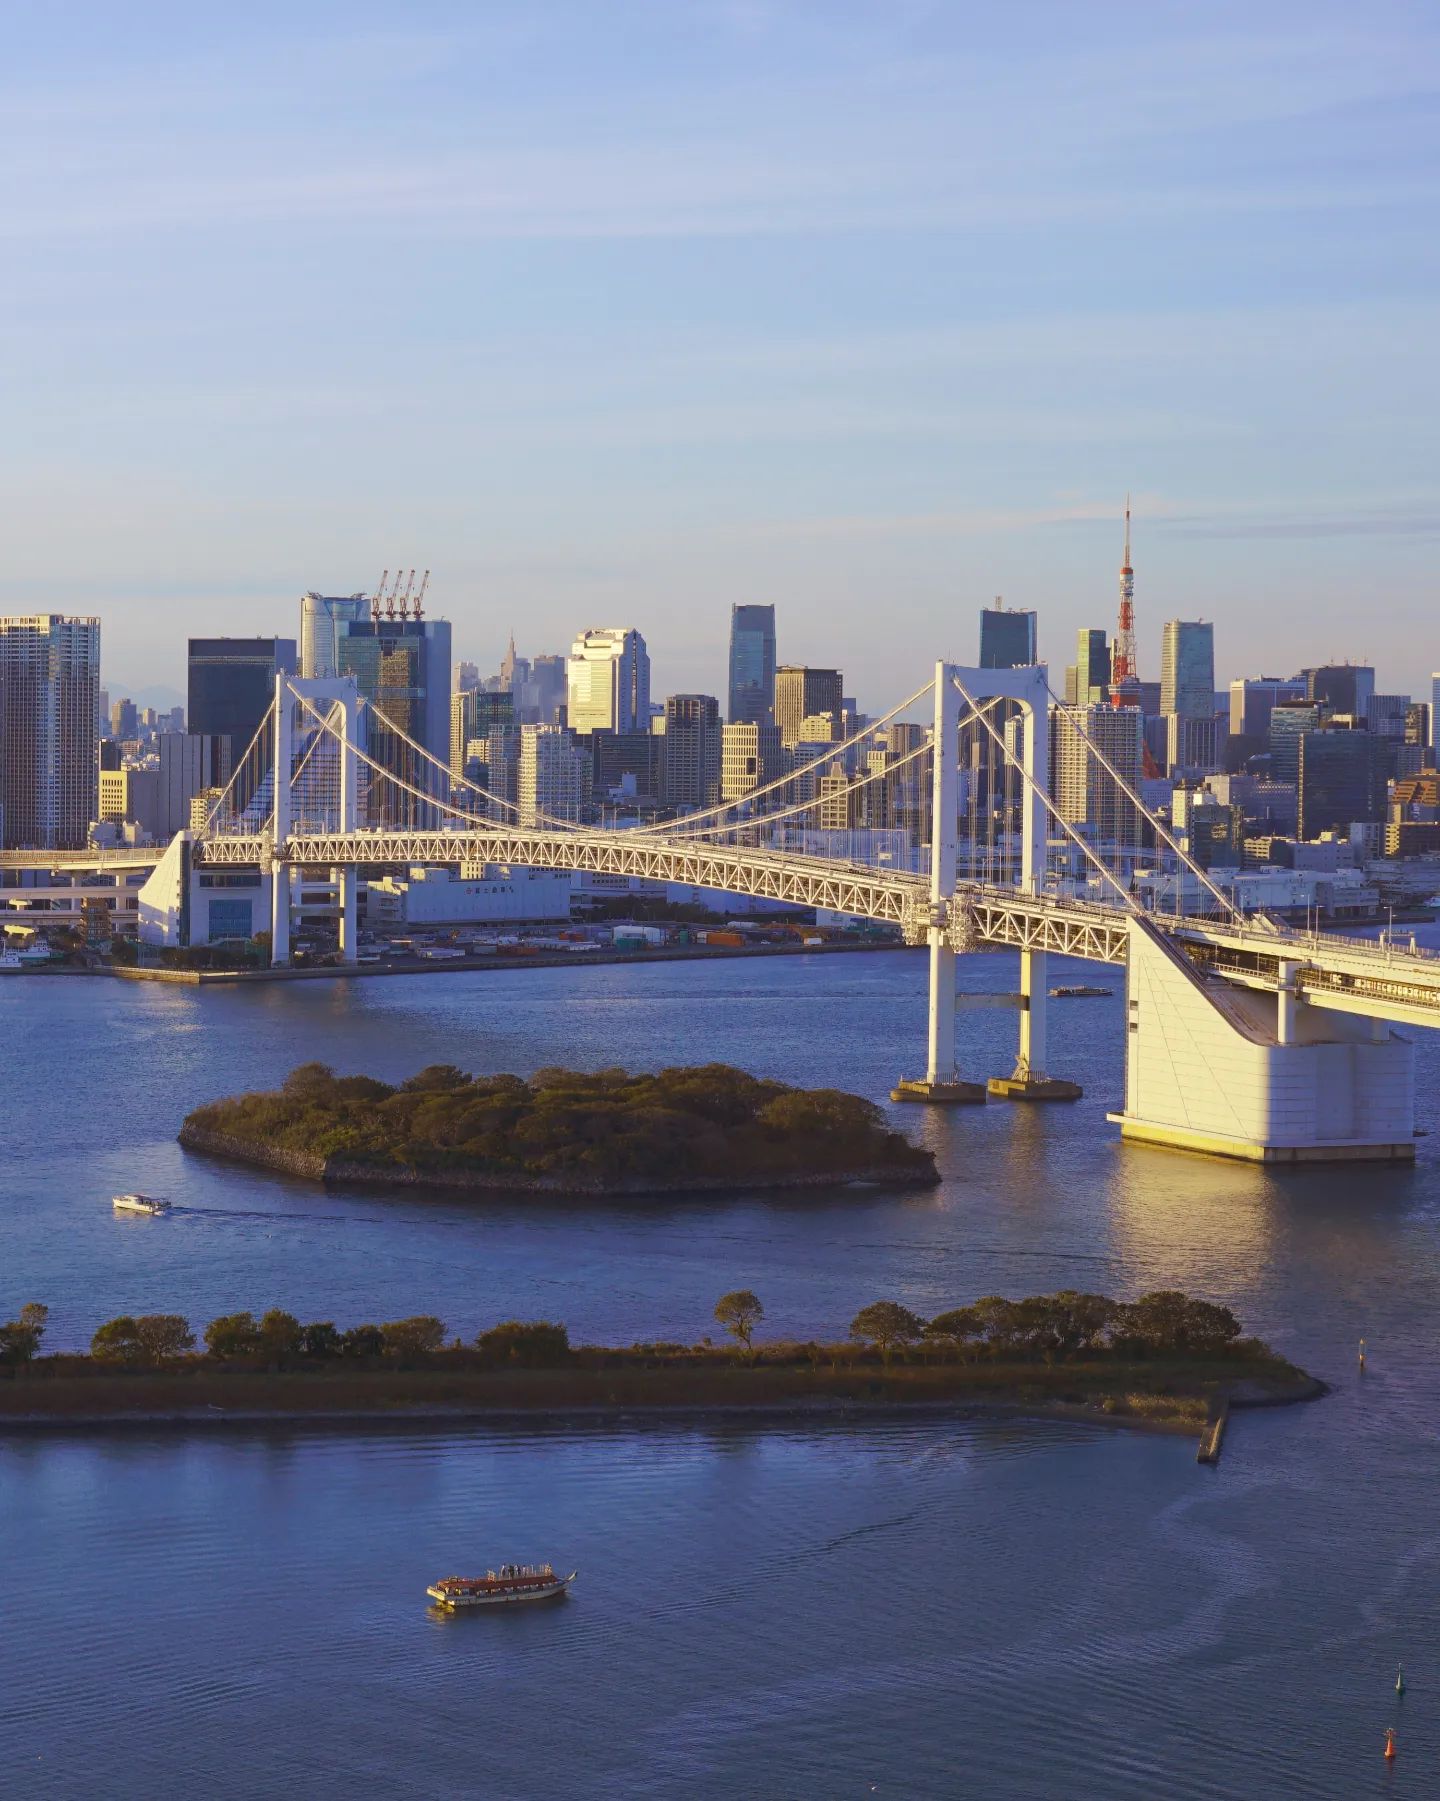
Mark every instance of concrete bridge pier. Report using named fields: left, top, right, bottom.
left=333, top=866, right=357, bottom=963
left=988, top=948, right=1083, bottom=1101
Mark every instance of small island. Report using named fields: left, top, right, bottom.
left=0, top=1291, right=1322, bottom=1450
left=177, top=1061, right=940, bottom=1194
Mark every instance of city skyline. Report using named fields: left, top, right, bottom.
left=5, top=4, right=1436, bottom=701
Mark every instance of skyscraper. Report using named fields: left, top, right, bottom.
left=1160, top=620, right=1217, bottom=772
left=331, top=615, right=453, bottom=823
left=720, top=721, right=785, bottom=802
left=1298, top=728, right=1388, bottom=839
left=187, top=637, right=296, bottom=759
left=1229, top=676, right=1307, bottom=739
left=0, top=614, right=101, bottom=849
left=518, top=724, right=592, bottom=824
left=451, top=689, right=514, bottom=779
left=774, top=666, right=844, bottom=748
left=727, top=605, right=777, bottom=725
left=299, top=593, right=370, bottom=679
left=566, top=629, right=650, bottom=734
left=660, top=695, right=722, bottom=809
left=1432, top=675, right=1440, bottom=756
left=1073, top=629, right=1111, bottom=708
left=978, top=601, right=1037, bottom=669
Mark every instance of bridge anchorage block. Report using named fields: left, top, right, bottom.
left=890, top=1078, right=988, bottom=1105
left=986, top=1074, right=1083, bottom=1103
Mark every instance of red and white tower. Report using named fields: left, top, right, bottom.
left=1109, top=496, right=1141, bottom=707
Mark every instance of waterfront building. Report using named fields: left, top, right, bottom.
left=721, top=721, right=785, bottom=802
left=661, top=695, right=722, bottom=809
left=0, top=614, right=101, bottom=850
left=978, top=601, right=1037, bottom=669
left=299, top=593, right=369, bottom=679
left=775, top=666, right=843, bottom=748
left=1297, top=728, right=1388, bottom=840
left=727, top=605, right=777, bottom=725
left=567, top=629, right=650, bottom=734
left=518, top=724, right=592, bottom=825
left=365, top=865, right=572, bottom=926
left=187, top=637, right=296, bottom=762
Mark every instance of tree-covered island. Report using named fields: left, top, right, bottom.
left=0, top=1290, right=1321, bottom=1441
left=178, top=1062, right=940, bottom=1194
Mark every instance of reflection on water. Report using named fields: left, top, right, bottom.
left=4, top=948, right=1440, bottom=1797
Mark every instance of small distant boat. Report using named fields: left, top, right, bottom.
left=1048, top=984, right=1113, bottom=999
left=112, top=1193, right=172, bottom=1216
left=427, top=1564, right=575, bottom=1609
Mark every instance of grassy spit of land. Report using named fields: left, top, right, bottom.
left=176, top=1062, right=940, bottom=1195
left=0, top=1295, right=1322, bottom=1438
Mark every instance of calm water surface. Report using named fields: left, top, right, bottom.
left=3, top=944, right=1439, bottom=1798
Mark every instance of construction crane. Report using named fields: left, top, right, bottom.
left=413, top=569, right=430, bottom=620
left=371, top=569, right=389, bottom=624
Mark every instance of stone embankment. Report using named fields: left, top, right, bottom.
left=176, top=1123, right=940, bottom=1196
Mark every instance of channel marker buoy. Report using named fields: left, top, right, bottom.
left=1384, top=1726, right=1396, bottom=1760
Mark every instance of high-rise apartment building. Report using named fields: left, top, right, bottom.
left=566, top=629, right=650, bottom=734
left=1053, top=704, right=1144, bottom=847
left=774, top=666, right=844, bottom=749
left=720, top=721, right=785, bottom=802
left=187, top=637, right=296, bottom=759
left=660, top=694, right=722, bottom=809
left=518, top=724, right=592, bottom=825
left=727, top=605, right=777, bottom=725
left=978, top=602, right=1037, bottom=669
left=0, top=615, right=101, bottom=849
left=299, top=593, right=370, bottom=679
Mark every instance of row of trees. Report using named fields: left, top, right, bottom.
left=714, top=1289, right=1246, bottom=1363
left=75, top=1310, right=574, bottom=1367
left=3, top=1289, right=1248, bottom=1372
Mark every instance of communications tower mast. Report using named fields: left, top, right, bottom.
left=1109, top=497, right=1141, bottom=707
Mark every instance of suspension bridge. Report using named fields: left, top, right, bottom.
left=120, top=664, right=1440, bottom=1164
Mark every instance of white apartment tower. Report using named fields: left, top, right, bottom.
left=566, top=629, right=651, bottom=734
left=518, top=724, right=593, bottom=825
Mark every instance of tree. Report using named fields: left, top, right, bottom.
left=849, top=1301, right=926, bottom=1364
left=134, top=1315, right=195, bottom=1362
left=923, top=1306, right=984, bottom=1360
left=299, top=1321, right=342, bottom=1359
left=0, top=1302, right=48, bottom=1364
left=1115, top=1291, right=1242, bottom=1357
left=91, top=1316, right=144, bottom=1362
left=257, top=1309, right=303, bottom=1360
left=204, top=1312, right=261, bottom=1358
left=341, top=1324, right=386, bottom=1358
left=474, top=1321, right=572, bottom=1367
left=400, top=1065, right=471, bottom=1093
left=281, top=1062, right=336, bottom=1099
left=713, top=1290, right=765, bottom=1353
left=380, top=1316, right=446, bottom=1358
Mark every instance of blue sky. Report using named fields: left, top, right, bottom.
left=4, top=1, right=1437, bottom=705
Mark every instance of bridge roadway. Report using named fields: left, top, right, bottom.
left=189, top=824, right=1440, bottom=1029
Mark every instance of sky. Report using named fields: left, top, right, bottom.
left=3, top=0, right=1437, bottom=708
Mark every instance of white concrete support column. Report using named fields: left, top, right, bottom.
left=1277, top=960, right=1299, bottom=1045
left=1017, top=948, right=1048, bottom=1077
left=270, top=674, right=293, bottom=968
left=925, top=661, right=960, bottom=1085
left=333, top=866, right=357, bottom=962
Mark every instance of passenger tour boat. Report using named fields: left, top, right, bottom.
left=426, top=1564, right=575, bottom=1609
